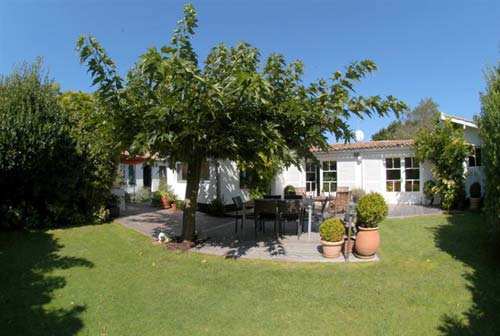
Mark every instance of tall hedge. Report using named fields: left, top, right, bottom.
left=479, top=62, right=500, bottom=244
left=0, top=61, right=118, bottom=229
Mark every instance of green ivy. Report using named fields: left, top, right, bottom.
left=415, top=120, right=471, bottom=210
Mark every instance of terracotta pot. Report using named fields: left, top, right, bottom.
left=160, top=195, right=171, bottom=209
left=470, top=197, right=480, bottom=210
left=321, top=240, right=344, bottom=258
left=171, top=203, right=177, bottom=211
left=355, top=226, right=380, bottom=259
left=343, top=237, right=356, bottom=253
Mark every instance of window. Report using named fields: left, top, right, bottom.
left=305, top=161, right=317, bottom=193
left=159, top=165, right=167, bottom=179
left=322, top=161, right=337, bottom=193
left=128, top=165, right=136, bottom=185
left=469, top=147, right=482, bottom=167
left=404, top=157, right=420, bottom=192
left=386, top=158, right=401, bottom=192
left=176, top=161, right=210, bottom=181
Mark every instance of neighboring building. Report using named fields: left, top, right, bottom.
left=117, top=113, right=484, bottom=206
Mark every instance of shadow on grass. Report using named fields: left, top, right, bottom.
left=434, top=212, right=500, bottom=335
left=0, top=230, right=93, bottom=335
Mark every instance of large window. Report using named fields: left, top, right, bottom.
left=322, top=161, right=337, bottom=193
left=469, top=147, right=482, bottom=167
left=176, top=161, right=210, bottom=182
left=386, top=158, right=401, bottom=192
left=305, top=162, right=317, bottom=194
left=405, top=157, right=420, bottom=192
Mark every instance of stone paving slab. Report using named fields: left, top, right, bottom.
left=117, top=203, right=380, bottom=263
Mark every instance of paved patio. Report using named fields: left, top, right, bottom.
left=117, top=203, right=440, bottom=262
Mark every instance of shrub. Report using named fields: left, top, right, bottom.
left=209, top=198, right=225, bottom=217
left=356, top=192, right=388, bottom=228
left=351, top=188, right=366, bottom=203
left=319, top=218, right=345, bottom=242
left=0, top=61, right=118, bottom=229
left=470, top=182, right=481, bottom=198
left=423, top=180, right=437, bottom=199
left=284, top=185, right=296, bottom=195
left=151, top=191, right=162, bottom=207
left=175, top=200, right=185, bottom=209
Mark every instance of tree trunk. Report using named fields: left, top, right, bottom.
left=182, top=156, right=202, bottom=242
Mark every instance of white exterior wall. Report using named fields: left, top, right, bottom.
left=464, top=126, right=485, bottom=197
left=120, top=159, right=245, bottom=205
left=276, top=147, right=431, bottom=205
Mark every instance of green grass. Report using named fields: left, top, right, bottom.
left=1, top=213, right=499, bottom=335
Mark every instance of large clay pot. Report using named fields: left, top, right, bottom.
left=355, top=226, right=380, bottom=259
left=160, top=195, right=171, bottom=209
left=470, top=197, right=480, bottom=210
left=171, top=203, right=177, bottom=211
left=321, top=240, right=344, bottom=258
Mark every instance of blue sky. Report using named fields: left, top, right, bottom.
left=1, top=0, right=500, bottom=141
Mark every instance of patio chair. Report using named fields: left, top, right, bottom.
left=279, top=200, right=303, bottom=239
left=329, top=188, right=351, bottom=217
left=319, top=196, right=330, bottom=222
left=254, top=199, right=279, bottom=237
left=232, top=196, right=253, bottom=233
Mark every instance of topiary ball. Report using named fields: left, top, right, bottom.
left=319, top=218, right=345, bottom=242
left=356, top=192, right=388, bottom=228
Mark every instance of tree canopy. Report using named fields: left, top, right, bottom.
left=479, top=60, right=500, bottom=246
left=372, top=98, right=440, bottom=140
left=77, top=3, right=407, bottom=240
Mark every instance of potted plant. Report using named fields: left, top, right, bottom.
left=319, top=218, right=345, bottom=258
left=170, top=194, right=178, bottom=211
left=175, top=199, right=185, bottom=210
left=355, top=192, right=388, bottom=259
left=159, top=191, right=171, bottom=209
left=284, top=185, right=296, bottom=196
left=469, top=182, right=481, bottom=210
left=423, top=180, right=436, bottom=206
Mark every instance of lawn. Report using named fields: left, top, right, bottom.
left=1, top=213, right=499, bottom=335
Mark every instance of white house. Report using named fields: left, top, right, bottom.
left=117, top=113, right=484, bottom=206
left=272, top=113, right=485, bottom=205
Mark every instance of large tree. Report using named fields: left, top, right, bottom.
left=77, top=3, right=406, bottom=241
left=479, top=60, right=500, bottom=245
left=372, top=98, right=440, bottom=140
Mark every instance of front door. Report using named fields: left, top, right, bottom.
left=143, top=165, right=152, bottom=190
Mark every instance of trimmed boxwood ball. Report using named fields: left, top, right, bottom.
left=319, top=218, right=345, bottom=242
left=356, top=192, right=388, bottom=228
left=470, top=182, right=481, bottom=198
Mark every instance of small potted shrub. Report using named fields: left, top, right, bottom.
left=319, top=218, right=345, bottom=258
left=284, top=185, right=296, bottom=196
left=170, top=194, right=178, bottom=211
left=175, top=199, right=185, bottom=210
left=423, top=180, right=436, bottom=206
left=469, top=182, right=481, bottom=210
left=355, top=192, right=388, bottom=259
left=159, top=191, right=171, bottom=209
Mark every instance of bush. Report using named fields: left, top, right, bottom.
left=151, top=191, right=162, bottom=207
left=209, top=198, right=225, bottom=217
left=470, top=182, right=481, bottom=198
left=356, top=192, right=388, bottom=228
left=0, top=61, right=118, bottom=229
left=284, top=185, right=296, bottom=195
left=423, top=180, right=436, bottom=198
left=175, top=200, right=185, bottom=209
left=319, top=218, right=345, bottom=242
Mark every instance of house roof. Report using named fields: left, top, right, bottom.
left=440, top=113, right=478, bottom=128
left=312, top=140, right=415, bottom=153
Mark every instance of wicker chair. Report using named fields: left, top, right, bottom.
left=329, top=187, right=351, bottom=217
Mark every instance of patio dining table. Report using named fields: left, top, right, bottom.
left=240, top=198, right=315, bottom=239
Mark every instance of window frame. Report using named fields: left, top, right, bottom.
left=468, top=147, right=482, bottom=167
left=385, top=158, right=401, bottom=192
left=404, top=157, right=420, bottom=192
left=321, top=160, right=337, bottom=193
left=305, top=161, right=317, bottom=194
